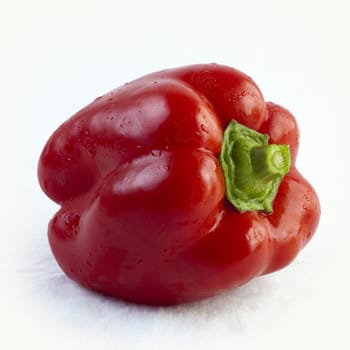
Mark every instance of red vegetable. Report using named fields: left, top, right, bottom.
left=38, top=64, right=320, bottom=305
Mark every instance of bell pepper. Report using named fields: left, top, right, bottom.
left=38, top=64, right=320, bottom=305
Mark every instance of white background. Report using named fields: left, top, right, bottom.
left=1, top=0, right=349, bottom=349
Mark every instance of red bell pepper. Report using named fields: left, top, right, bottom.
left=38, top=64, right=320, bottom=305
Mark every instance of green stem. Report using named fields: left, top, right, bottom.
left=219, top=120, right=291, bottom=213
left=250, top=145, right=291, bottom=182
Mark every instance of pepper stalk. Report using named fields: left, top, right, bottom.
left=219, top=120, right=291, bottom=213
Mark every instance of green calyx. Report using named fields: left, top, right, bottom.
left=219, top=120, right=291, bottom=213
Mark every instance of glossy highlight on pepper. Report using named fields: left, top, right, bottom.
left=38, top=64, right=320, bottom=305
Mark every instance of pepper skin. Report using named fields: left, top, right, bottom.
left=38, top=64, right=320, bottom=305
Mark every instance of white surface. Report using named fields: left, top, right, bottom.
left=1, top=0, right=349, bottom=349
